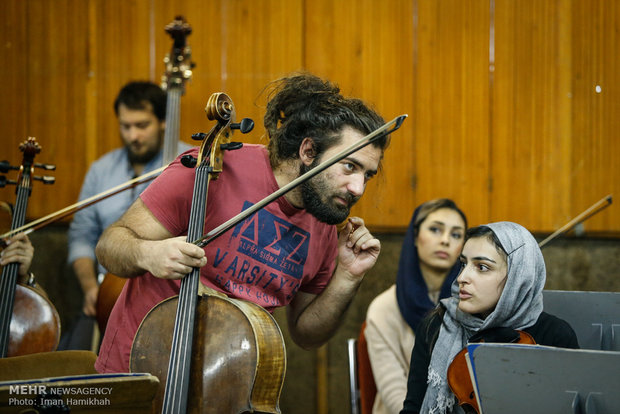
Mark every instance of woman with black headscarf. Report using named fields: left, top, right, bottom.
left=365, top=199, right=467, bottom=414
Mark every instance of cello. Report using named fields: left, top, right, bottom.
left=130, top=92, right=286, bottom=413
left=0, top=137, right=61, bottom=357
left=95, top=15, right=196, bottom=334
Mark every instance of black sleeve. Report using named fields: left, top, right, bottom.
left=400, top=311, right=442, bottom=414
left=525, top=312, right=580, bottom=349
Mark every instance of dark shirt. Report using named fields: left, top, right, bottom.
left=400, top=311, right=579, bottom=413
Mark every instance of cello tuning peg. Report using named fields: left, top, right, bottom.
left=181, top=155, right=197, bottom=168
left=33, top=175, right=55, bottom=185
left=34, top=162, right=56, bottom=171
left=220, top=142, right=243, bottom=151
left=0, top=161, right=19, bottom=173
left=191, top=132, right=207, bottom=141
left=230, top=118, right=254, bottom=134
left=0, top=176, right=17, bottom=188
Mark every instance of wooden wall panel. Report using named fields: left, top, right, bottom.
left=304, top=0, right=416, bottom=228
left=414, top=0, right=491, bottom=228
left=571, top=0, right=620, bottom=233
left=0, top=0, right=90, bottom=223
left=206, top=0, right=304, bottom=139
left=492, top=0, right=574, bottom=232
left=1, top=0, right=619, bottom=235
left=0, top=0, right=28, bottom=182
left=88, top=0, right=153, bottom=158
left=151, top=0, right=304, bottom=149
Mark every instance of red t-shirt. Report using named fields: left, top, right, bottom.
left=96, top=144, right=338, bottom=373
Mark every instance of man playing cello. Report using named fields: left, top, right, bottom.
left=94, top=72, right=393, bottom=373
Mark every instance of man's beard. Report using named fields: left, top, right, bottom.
left=126, top=136, right=161, bottom=165
left=299, top=161, right=359, bottom=225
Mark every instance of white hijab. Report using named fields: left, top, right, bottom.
left=420, top=221, right=545, bottom=414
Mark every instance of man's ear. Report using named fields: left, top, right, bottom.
left=299, top=137, right=316, bottom=166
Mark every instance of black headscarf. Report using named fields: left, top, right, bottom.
left=395, top=206, right=463, bottom=332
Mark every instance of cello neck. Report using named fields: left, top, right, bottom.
left=159, top=91, right=236, bottom=413
left=160, top=163, right=211, bottom=413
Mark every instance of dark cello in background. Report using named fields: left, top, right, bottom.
left=96, top=15, right=196, bottom=334
left=128, top=92, right=286, bottom=414
left=0, top=137, right=61, bottom=357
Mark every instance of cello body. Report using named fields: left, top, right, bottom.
left=7, top=283, right=61, bottom=357
left=130, top=289, right=286, bottom=414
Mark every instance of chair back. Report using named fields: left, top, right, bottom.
left=347, top=322, right=377, bottom=414
left=357, top=322, right=377, bottom=414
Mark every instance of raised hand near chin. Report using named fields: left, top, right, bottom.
left=337, top=216, right=381, bottom=280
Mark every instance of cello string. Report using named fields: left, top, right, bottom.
left=162, top=164, right=209, bottom=413
left=0, top=173, right=30, bottom=355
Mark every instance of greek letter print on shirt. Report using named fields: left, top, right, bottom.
left=211, top=201, right=311, bottom=307
left=143, top=145, right=338, bottom=312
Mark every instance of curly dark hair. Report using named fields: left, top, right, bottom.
left=263, top=72, right=389, bottom=168
left=113, top=81, right=167, bottom=121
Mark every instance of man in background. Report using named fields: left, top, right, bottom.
left=63, top=81, right=191, bottom=349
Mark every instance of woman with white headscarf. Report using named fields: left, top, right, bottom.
left=400, top=222, right=579, bottom=414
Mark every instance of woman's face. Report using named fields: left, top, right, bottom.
left=415, top=208, right=466, bottom=272
left=456, top=236, right=508, bottom=318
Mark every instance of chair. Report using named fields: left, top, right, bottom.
left=0, top=371, right=160, bottom=414
left=542, top=290, right=620, bottom=351
left=347, top=321, right=377, bottom=414
left=0, top=350, right=97, bottom=381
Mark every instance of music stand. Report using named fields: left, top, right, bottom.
left=470, top=343, right=620, bottom=414
left=0, top=372, right=159, bottom=414
left=543, top=290, right=620, bottom=351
